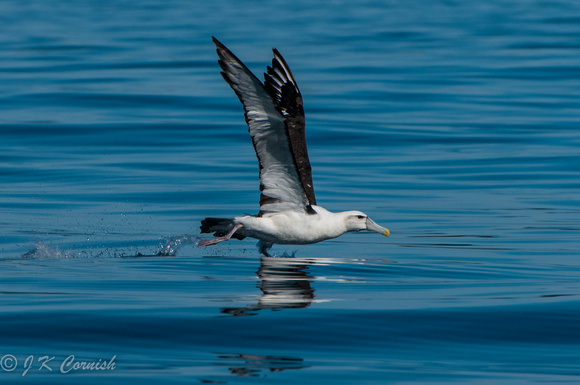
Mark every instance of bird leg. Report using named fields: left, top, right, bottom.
left=198, top=223, right=243, bottom=247
left=258, top=241, right=274, bottom=257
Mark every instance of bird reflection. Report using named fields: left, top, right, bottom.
left=221, top=256, right=315, bottom=316
left=215, top=353, right=309, bottom=377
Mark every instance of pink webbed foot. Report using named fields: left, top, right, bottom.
left=198, top=238, right=223, bottom=247
left=198, top=223, right=243, bottom=247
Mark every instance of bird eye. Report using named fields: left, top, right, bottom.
left=356, top=215, right=365, bottom=219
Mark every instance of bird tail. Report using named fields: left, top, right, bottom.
left=200, top=218, right=245, bottom=240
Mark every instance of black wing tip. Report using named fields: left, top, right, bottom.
left=266, top=52, right=301, bottom=100
left=212, top=37, right=256, bottom=79
left=212, top=37, right=239, bottom=65
left=212, top=36, right=226, bottom=56
left=213, top=38, right=230, bottom=62
left=271, top=48, right=294, bottom=73
left=212, top=36, right=223, bottom=47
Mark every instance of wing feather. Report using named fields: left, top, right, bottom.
left=212, top=37, right=316, bottom=214
left=264, top=49, right=316, bottom=207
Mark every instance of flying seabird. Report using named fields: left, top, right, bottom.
left=199, top=37, right=390, bottom=257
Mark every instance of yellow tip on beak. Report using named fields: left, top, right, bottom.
left=383, top=229, right=390, bottom=237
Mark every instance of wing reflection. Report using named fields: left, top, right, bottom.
left=221, top=256, right=315, bottom=316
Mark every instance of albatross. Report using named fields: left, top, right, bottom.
left=199, top=37, right=390, bottom=256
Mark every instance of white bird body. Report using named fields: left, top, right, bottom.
left=236, top=206, right=364, bottom=245
left=199, top=38, right=389, bottom=256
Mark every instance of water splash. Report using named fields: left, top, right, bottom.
left=274, top=250, right=298, bottom=258
left=157, top=234, right=200, bottom=256
left=21, top=242, right=76, bottom=259
left=18, top=234, right=201, bottom=260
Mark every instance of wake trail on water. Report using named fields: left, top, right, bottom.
left=18, top=234, right=201, bottom=260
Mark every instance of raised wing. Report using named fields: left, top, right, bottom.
left=264, top=49, right=316, bottom=208
left=213, top=37, right=316, bottom=215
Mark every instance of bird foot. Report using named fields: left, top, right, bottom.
left=198, top=238, right=223, bottom=247
left=198, top=223, right=243, bottom=247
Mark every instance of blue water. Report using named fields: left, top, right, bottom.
left=2, top=0, right=580, bottom=383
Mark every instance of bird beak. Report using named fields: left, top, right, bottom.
left=366, top=218, right=390, bottom=237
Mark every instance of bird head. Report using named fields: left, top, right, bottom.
left=344, top=211, right=390, bottom=237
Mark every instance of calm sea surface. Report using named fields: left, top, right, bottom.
left=1, top=0, right=580, bottom=383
